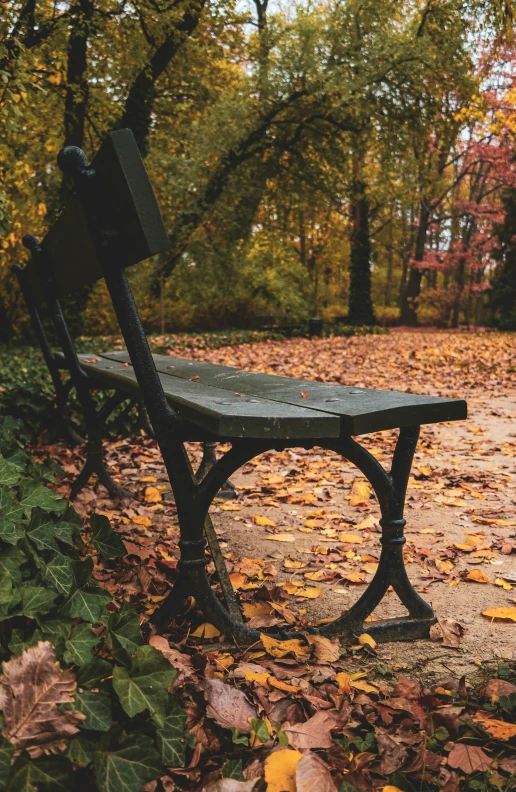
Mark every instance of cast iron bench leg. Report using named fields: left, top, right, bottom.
left=195, top=442, right=237, bottom=500
left=70, top=392, right=133, bottom=501
left=152, top=427, right=436, bottom=646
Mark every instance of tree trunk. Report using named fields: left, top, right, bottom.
left=400, top=200, right=430, bottom=326
left=117, top=0, right=206, bottom=156
left=348, top=150, right=375, bottom=325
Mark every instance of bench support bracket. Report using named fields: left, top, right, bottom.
left=151, top=425, right=437, bottom=646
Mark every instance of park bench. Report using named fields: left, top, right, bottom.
left=21, top=128, right=467, bottom=645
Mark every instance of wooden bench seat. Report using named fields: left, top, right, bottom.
left=82, top=351, right=467, bottom=436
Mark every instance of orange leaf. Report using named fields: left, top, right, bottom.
left=481, top=607, right=516, bottom=622
left=466, top=569, right=490, bottom=583
left=144, top=486, right=162, bottom=503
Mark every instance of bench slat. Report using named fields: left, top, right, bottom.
left=100, top=351, right=467, bottom=435
left=77, top=355, right=340, bottom=439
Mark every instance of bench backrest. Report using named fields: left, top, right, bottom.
left=24, top=129, right=170, bottom=298
left=19, top=129, right=178, bottom=429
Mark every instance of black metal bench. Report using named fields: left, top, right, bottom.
left=21, top=129, right=467, bottom=645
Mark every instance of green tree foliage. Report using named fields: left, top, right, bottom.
left=0, top=0, right=513, bottom=334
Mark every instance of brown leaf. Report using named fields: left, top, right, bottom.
left=0, top=641, right=84, bottom=757
left=447, top=744, right=492, bottom=774
left=472, top=712, right=516, bottom=741
left=296, top=753, right=338, bottom=792
left=204, top=678, right=257, bottom=734
left=203, top=780, right=258, bottom=791
left=148, top=636, right=194, bottom=688
left=284, top=710, right=341, bottom=749
left=481, top=679, right=516, bottom=704
left=429, top=619, right=467, bottom=648
left=306, top=635, right=340, bottom=663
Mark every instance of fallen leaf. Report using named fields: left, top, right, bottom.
left=482, top=679, right=516, bottom=703
left=472, top=712, right=516, bottom=741
left=338, top=534, right=363, bottom=544
left=466, top=569, right=490, bottom=583
left=284, top=710, right=341, bottom=749
left=131, top=514, right=152, bottom=527
left=355, top=514, right=378, bottom=530
left=144, top=486, right=162, bottom=503
left=306, top=635, right=340, bottom=663
left=481, top=607, right=516, bottom=622
left=429, top=619, right=467, bottom=648
left=204, top=678, right=257, bottom=734
left=296, top=587, right=322, bottom=599
left=267, top=533, right=296, bottom=543
left=0, top=641, right=84, bottom=757
left=252, top=516, right=276, bottom=527
left=264, top=749, right=303, bottom=792
left=447, top=744, right=492, bottom=774
left=260, top=634, right=310, bottom=660
left=203, top=779, right=258, bottom=792
left=192, top=623, right=221, bottom=638
left=358, top=633, right=377, bottom=649
left=296, top=753, right=338, bottom=792
left=335, top=672, right=352, bottom=695
left=350, top=480, right=371, bottom=506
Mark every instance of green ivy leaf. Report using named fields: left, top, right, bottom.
left=27, top=509, right=60, bottom=552
left=0, top=546, right=25, bottom=584
left=19, top=482, right=66, bottom=515
left=250, top=718, right=270, bottom=743
left=93, top=735, right=161, bottom=792
left=42, top=554, right=74, bottom=595
left=90, top=514, right=126, bottom=559
left=0, top=455, right=23, bottom=486
left=156, top=700, right=187, bottom=767
left=18, top=585, right=57, bottom=618
left=6, top=755, right=75, bottom=792
left=230, top=727, right=248, bottom=746
left=53, top=521, right=82, bottom=547
left=75, top=691, right=112, bottom=732
left=0, top=490, right=25, bottom=544
left=222, top=758, right=244, bottom=780
left=352, top=731, right=376, bottom=752
left=0, top=570, right=13, bottom=606
left=63, top=623, right=100, bottom=666
left=112, top=645, right=176, bottom=727
left=107, top=601, right=143, bottom=665
left=60, top=558, right=111, bottom=623
left=66, top=735, right=95, bottom=768
left=0, top=738, right=15, bottom=788
left=76, top=657, right=113, bottom=689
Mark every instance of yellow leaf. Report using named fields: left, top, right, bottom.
left=281, top=581, right=301, bottom=594
left=264, top=749, right=303, bottom=792
left=253, top=515, right=276, bottom=526
left=350, top=480, right=371, bottom=506
left=346, top=572, right=366, bottom=584
left=268, top=533, right=295, bottom=543
left=139, top=476, right=157, bottom=483
left=220, top=503, right=241, bottom=511
left=383, top=787, right=406, bottom=792
left=284, top=559, right=306, bottom=569
left=361, top=563, right=379, bottom=575
left=482, top=607, right=516, bottom=622
left=351, top=678, right=379, bottom=694
left=472, top=712, right=516, bottom=740
left=37, top=202, right=47, bottom=215
left=242, top=602, right=273, bottom=618
left=358, top=633, right=377, bottom=649
left=260, top=634, right=310, bottom=659
left=295, top=587, right=322, bottom=599
left=244, top=670, right=271, bottom=688
left=144, top=486, right=162, bottom=503
left=494, top=578, right=513, bottom=591
left=192, top=623, right=221, bottom=638
left=228, top=573, right=248, bottom=589
left=338, top=533, right=363, bottom=544
left=268, top=676, right=301, bottom=693
left=335, top=671, right=352, bottom=695
left=131, top=515, right=152, bottom=527
left=466, top=569, right=490, bottom=583
left=355, top=514, right=378, bottom=530
left=435, top=559, right=454, bottom=574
